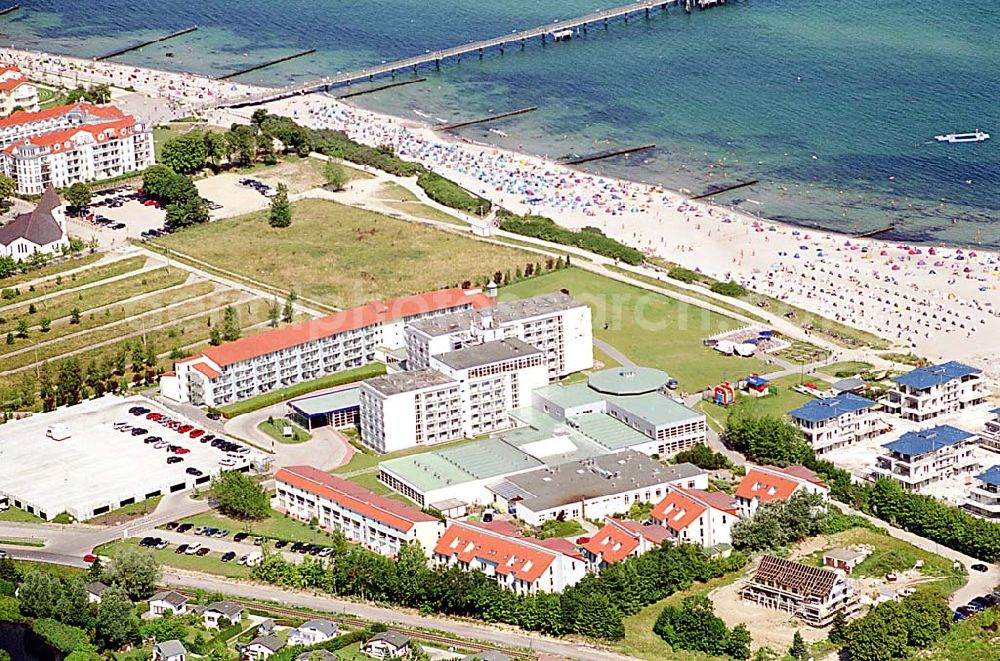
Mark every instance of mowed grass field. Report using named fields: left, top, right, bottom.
left=501, top=269, right=767, bottom=392
left=151, top=198, right=534, bottom=308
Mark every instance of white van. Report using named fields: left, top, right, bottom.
left=242, top=550, right=263, bottom=567
left=46, top=424, right=71, bottom=441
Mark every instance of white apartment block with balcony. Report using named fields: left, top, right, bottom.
left=405, top=291, right=593, bottom=380
left=0, top=102, right=154, bottom=194
left=358, top=339, right=549, bottom=453
left=160, top=288, right=490, bottom=407
left=274, top=465, right=444, bottom=556
left=979, top=408, right=1000, bottom=453
left=872, top=425, right=979, bottom=492
left=433, top=520, right=586, bottom=594
left=885, top=361, right=986, bottom=423
left=0, top=66, right=39, bottom=115
left=963, top=465, right=1000, bottom=521
left=788, top=392, right=880, bottom=455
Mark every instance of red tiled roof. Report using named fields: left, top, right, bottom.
left=191, top=362, right=222, bottom=379
left=0, top=102, right=125, bottom=129
left=2, top=117, right=136, bottom=155
left=612, top=517, right=672, bottom=545
left=199, top=288, right=492, bottom=368
left=650, top=490, right=706, bottom=532
left=582, top=522, right=641, bottom=564
left=433, top=522, right=557, bottom=583
left=779, top=464, right=827, bottom=488
left=538, top=537, right=583, bottom=560
left=682, top=488, right=739, bottom=516
left=735, top=469, right=800, bottom=504
left=0, top=66, right=31, bottom=93
left=276, top=465, right=436, bottom=533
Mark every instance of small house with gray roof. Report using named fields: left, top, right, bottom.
left=152, top=640, right=186, bottom=661
left=0, top=184, right=67, bottom=258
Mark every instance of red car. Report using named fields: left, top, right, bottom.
left=177, top=424, right=193, bottom=433
left=190, top=429, right=204, bottom=438
left=174, top=447, right=190, bottom=454
left=146, top=412, right=162, bottom=421
left=83, top=553, right=97, bottom=563
left=143, top=199, right=157, bottom=207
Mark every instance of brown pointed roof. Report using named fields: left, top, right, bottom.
left=0, top=184, right=64, bottom=248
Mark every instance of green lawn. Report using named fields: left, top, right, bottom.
left=501, top=268, right=767, bottom=392
left=383, top=201, right=469, bottom=226
left=176, top=508, right=340, bottom=546
left=0, top=538, right=45, bottom=547
left=798, top=527, right=965, bottom=584
left=818, top=361, right=874, bottom=377
left=615, top=570, right=742, bottom=661
left=258, top=418, right=311, bottom=444
left=152, top=198, right=535, bottom=309
left=699, top=384, right=813, bottom=423
left=86, top=495, right=163, bottom=525
left=0, top=255, right=143, bottom=303
left=538, top=519, right=585, bottom=539
left=0, top=508, right=45, bottom=523
left=96, top=539, right=252, bottom=579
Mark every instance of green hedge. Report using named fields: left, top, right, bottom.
left=497, top=210, right=644, bottom=265
left=709, top=281, right=747, bottom=297
left=188, top=621, right=245, bottom=654
left=219, top=363, right=386, bottom=418
left=315, top=131, right=425, bottom=177
left=416, top=172, right=491, bottom=214
left=31, top=618, right=90, bottom=654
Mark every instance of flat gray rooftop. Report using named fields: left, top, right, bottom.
left=489, top=450, right=703, bottom=513
left=408, top=292, right=584, bottom=337
left=433, top=338, right=541, bottom=371
left=363, top=368, right=455, bottom=396
left=288, top=387, right=360, bottom=415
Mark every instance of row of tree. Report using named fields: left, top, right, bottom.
left=723, top=407, right=1000, bottom=562
left=841, top=590, right=951, bottom=661
left=250, top=531, right=745, bottom=641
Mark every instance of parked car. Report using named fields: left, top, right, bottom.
left=206, top=412, right=222, bottom=420
left=193, top=526, right=207, bottom=536
left=83, top=553, right=97, bottom=563
left=185, top=467, right=203, bottom=476
left=195, top=547, right=210, bottom=556
left=175, top=544, right=188, bottom=554
left=221, top=551, right=236, bottom=562
left=165, top=521, right=178, bottom=530
left=971, top=563, right=989, bottom=573
left=200, top=434, right=215, bottom=443
left=184, top=543, right=202, bottom=555
left=219, top=457, right=236, bottom=467
left=233, top=532, right=248, bottom=543
left=131, top=427, right=148, bottom=436
left=167, top=456, right=184, bottom=464
left=190, top=429, right=205, bottom=438
left=176, top=523, right=193, bottom=533
left=273, top=540, right=288, bottom=549
left=175, top=447, right=190, bottom=455
left=144, top=436, right=160, bottom=444
left=212, top=529, right=228, bottom=538
left=155, top=539, right=170, bottom=550
left=177, top=424, right=193, bottom=433
left=139, top=536, right=156, bottom=547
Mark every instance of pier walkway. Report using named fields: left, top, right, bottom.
left=206, top=0, right=682, bottom=108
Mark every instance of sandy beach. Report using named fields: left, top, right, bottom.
left=5, top=47, right=998, bottom=369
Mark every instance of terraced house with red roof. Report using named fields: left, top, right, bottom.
left=0, top=102, right=154, bottom=194
left=582, top=516, right=671, bottom=570
left=734, top=464, right=829, bottom=517
left=0, top=65, right=38, bottom=115
left=649, top=486, right=740, bottom=549
left=160, top=288, right=492, bottom=407
left=274, top=465, right=444, bottom=556
left=433, top=520, right=586, bottom=594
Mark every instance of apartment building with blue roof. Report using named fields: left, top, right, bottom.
left=886, top=361, right=986, bottom=422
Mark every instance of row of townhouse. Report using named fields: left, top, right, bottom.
left=274, top=466, right=443, bottom=557
left=0, top=102, right=154, bottom=194
left=161, top=287, right=492, bottom=407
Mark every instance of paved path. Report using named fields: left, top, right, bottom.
left=225, top=405, right=353, bottom=470
left=593, top=338, right=636, bottom=368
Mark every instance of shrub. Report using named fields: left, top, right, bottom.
left=497, top=210, right=644, bottom=265
left=710, top=281, right=747, bottom=297
left=416, top=172, right=491, bottom=214
left=667, top=266, right=702, bottom=283
left=316, top=130, right=424, bottom=177
left=31, top=618, right=91, bottom=654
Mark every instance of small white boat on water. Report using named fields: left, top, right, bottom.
left=934, top=130, right=990, bottom=144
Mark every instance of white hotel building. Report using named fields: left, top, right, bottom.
left=0, top=65, right=39, bottom=115
left=885, top=361, right=986, bottom=423
left=0, top=102, right=154, bottom=194
left=274, top=465, right=444, bottom=556
left=872, top=425, right=980, bottom=492
left=788, top=392, right=880, bottom=455
left=359, top=338, right=549, bottom=453
left=161, top=288, right=491, bottom=407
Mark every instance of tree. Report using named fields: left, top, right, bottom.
left=211, top=471, right=269, bottom=520
left=40, top=317, right=51, bottom=332
left=225, top=125, right=257, bottom=165
left=165, top=197, right=210, bottom=230
left=141, top=164, right=176, bottom=199
left=251, top=109, right=269, bottom=127
left=56, top=577, right=92, bottom=628
left=203, top=131, right=226, bottom=169
left=323, top=160, right=348, bottom=191
left=140, top=611, right=187, bottom=642
left=87, top=556, right=104, bottom=581
left=724, top=403, right=812, bottom=467
left=653, top=594, right=750, bottom=658
left=268, top=183, right=291, bottom=228
left=0, top=555, right=20, bottom=583
left=282, top=290, right=296, bottom=323
left=16, top=318, right=28, bottom=338
left=268, top=298, right=281, bottom=328
left=69, top=307, right=81, bottom=325
left=0, top=173, right=15, bottom=202
left=95, top=586, right=140, bottom=650
left=789, top=630, right=807, bottom=661
left=102, top=546, right=161, bottom=600
left=161, top=132, right=209, bottom=174
left=731, top=491, right=828, bottom=552
left=674, top=443, right=731, bottom=470
left=725, top=624, right=752, bottom=660
left=208, top=325, right=222, bottom=346
left=64, top=182, right=92, bottom=214
left=221, top=305, right=241, bottom=342
left=18, top=571, right=62, bottom=618
left=828, top=609, right=847, bottom=644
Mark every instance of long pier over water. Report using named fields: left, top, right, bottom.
left=209, top=0, right=713, bottom=109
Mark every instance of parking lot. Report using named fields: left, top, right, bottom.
left=0, top=394, right=253, bottom=521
